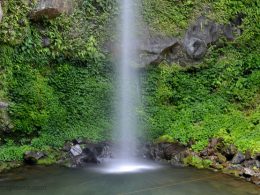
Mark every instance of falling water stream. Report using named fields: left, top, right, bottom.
left=104, top=0, right=156, bottom=173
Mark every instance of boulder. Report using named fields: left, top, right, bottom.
left=183, top=16, right=221, bottom=59
left=242, top=168, right=255, bottom=177
left=0, top=2, right=3, bottom=23
left=220, top=144, right=237, bottom=160
left=70, top=144, right=82, bottom=156
left=139, top=36, right=180, bottom=66
left=232, top=151, right=245, bottom=164
left=170, top=151, right=188, bottom=167
left=30, top=0, right=74, bottom=21
left=82, top=148, right=100, bottom=164
left=148, top=142, right=186, bottom=161
left=251, top=175, right=260, bottom=185
left=243, top=160, right=258, bottom=169
left=24, top=151, right=45, bottom=165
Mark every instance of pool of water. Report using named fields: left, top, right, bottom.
left=0, top=162, right=259, bottom=195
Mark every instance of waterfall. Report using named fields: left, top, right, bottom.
left=101, top=0, right=159, bottom=174
left=117, top=0, right=139, bottom=161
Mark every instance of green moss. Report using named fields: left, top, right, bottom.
left=183, top=155, right=212, bottom=169
left=155, top=135, right=176, bottom=143
left=37, top=158, right=57, bottom=165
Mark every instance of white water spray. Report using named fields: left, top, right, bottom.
left=117, top=0, right=139, bottom=161
left=96, top=0, right=160, bottom=174
left=102, top=0, right=157, bottom=173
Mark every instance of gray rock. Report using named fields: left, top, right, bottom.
left=251, top=175, right=260, bottom=185
left=139, top=36, right=179, bottom=66
left=30, top=0, right=74, bottom=21
left=0, top=2, right=3, bottom=23
left=222, top=24, right=235, bottom=41
left=243, top=160, right=258, bottom=168
left=24, top=151, right=45, bottom=164
left=221, top=144, right=237, bottom=160
left=184, top=37, right=207, bottom=59
left=70, top=144, right=82, bottom=156
left=243, top=168, right=255, bottom=177
left=256, top=160, right=260, bottom=168
left=0, top=102, right=8, bottom=109
left=232, top=151, right=245, bottom=164
left=183, top=17, right=221, bottom=59
left=42, top=36, right=51, bottom=47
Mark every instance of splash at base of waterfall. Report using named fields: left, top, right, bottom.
left=94, top=159, right=161, bottom=174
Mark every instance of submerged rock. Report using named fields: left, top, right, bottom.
left=31, top=0, right=74, bottom=21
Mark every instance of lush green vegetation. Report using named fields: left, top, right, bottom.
left=0, top=0, right=115, bottom=161
left=141, top=0, right=260, bottom=153
left=0, top=0, right=259, bottom=162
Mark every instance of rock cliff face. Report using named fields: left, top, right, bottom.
left=30, top=0, right=74, bottom=21
left=140, top=16, right=241, bottom=67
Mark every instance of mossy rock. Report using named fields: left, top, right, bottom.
left=183, top=155, right=212, bottom=169
left=37, top=157, right=57, bottom=165
left=155, top=135, right=176, bottom=143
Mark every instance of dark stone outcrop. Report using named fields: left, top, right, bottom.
left=62, top=141, right=112, bottom=167
left=232, top=152, right=245, bottom=164
left=183, top=16, right=221, bottom=59
left=140, top=16, right=242, bottom=67
left=220, top=144, right=238, bottom=160
left=145, top=139, right=259, bottom=185
left=23, top=151, right=45, bottom=165
left=145, top=142, right=187, bottom=166
left=30, top=0, right=74, bottom=21
left=139, top=36, right=180, bottom=66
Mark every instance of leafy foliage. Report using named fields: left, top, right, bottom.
left=0, top=0, right=259, bottom=162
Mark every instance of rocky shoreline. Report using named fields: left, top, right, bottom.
left=144, top=138, right=260, bottom=186
left=0, top=138, right=259, bottom=186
